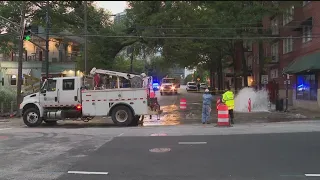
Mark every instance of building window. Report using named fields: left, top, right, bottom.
left=62, top=79, right=75, bottom=90
left=10, top=75, right=17, bottom=85
left=302, top=26, right=312, bottom=43
left=271, top=42, right=279, bottom=62
left=270, top=69, right=278, bottom=79
left=271, top=18, right=279, bottom=35
left=296, top=74, right=317, bottom=101
left=283, top=6, right=294, bottom=25
left=283, top=36, right=293, bottom=54
left=243, top=41, right=252, bottom=51
left=303, top=1, right=310, bottom=6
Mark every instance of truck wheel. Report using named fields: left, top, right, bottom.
left=111, top=105, right=133, bottom=126
left=44, top=120, right=57, bottom=126
left=23, top=108, right=43, bottom=127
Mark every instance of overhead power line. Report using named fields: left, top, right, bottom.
left=25, top=32, right=319, bottom=40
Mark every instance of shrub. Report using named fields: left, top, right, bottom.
left=0, top=87, right=17, bottom=113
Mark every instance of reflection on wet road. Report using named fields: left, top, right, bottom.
left=142, top=87, right=204, bottom=126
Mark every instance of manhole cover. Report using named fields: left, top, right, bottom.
left=150, top=133, right=167, bottom=136
left=149, top=148, right=171, bottom=153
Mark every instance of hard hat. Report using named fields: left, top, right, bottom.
left=141, top=73, right=146, bottom=77
left=205, top=89, right=209, bottom=92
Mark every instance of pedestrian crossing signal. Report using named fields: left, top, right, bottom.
left=23, top=25, right=32, bottom=41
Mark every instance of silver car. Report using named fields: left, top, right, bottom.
left=186, top=82, right=197, bottom=91
left=200, top=83, right=208, bottom=89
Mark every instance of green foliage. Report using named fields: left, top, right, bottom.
left=147, top=56, right=171, bottom=78
left=127, top=1, right=282, bottom=70
left=0, top=86, right=16, bottom=113
left=0, top=1, right=140, bottom=73
left=112, top=55, right=145, bottom=74
left=184, top=74, right=193, bottom=84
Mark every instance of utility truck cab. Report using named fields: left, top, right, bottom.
left=20, top=68, right=162, bottom=127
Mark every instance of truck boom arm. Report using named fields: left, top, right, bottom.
left=90, top=67, right=137, bottom=79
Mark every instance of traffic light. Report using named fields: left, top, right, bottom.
left=23, top=25, right=32, bottom=41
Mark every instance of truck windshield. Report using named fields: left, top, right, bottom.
left=162, top=79, right=175, bottom=83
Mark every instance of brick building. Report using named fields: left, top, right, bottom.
left=249, top=1, right=320, bottom=110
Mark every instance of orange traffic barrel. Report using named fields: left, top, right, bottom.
left=216, top=104, right=230, bottom=127
left=180, top=98, right=187, bottom=110
left=150, top=91, right=155, bottom=98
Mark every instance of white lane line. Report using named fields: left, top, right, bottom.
left=305, top=174, right=320, bottom=177
left=68, top=171, right=109, bottom=175
left=178, top=142, right=207, bottom=145
left=0, top=128, right=12, bottom=131
left=117, top=133, right=124, bottom=137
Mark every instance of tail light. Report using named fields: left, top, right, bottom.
left=76, top=104, right=82, bottom=111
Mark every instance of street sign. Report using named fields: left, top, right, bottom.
left=261, top=75, right=268, bottom=84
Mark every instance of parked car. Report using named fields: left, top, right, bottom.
left=186, top=82, right=197, bottom=91
left=200, top=83, right=208, bottom=89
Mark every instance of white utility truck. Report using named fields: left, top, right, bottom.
left=19, top=68, right=161, bottom=127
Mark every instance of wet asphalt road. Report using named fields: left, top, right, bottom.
left=57, top=132, right=320, bottom=180
left=2, top=120, right=320, bottom=179
left=145, top=85, right=205, bottom=126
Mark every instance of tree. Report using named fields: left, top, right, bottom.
left=127, top=1, right=283, bottom=89
left=0, top=1, right=139, bottom=71
left=112, top=55, right=144, bottom=74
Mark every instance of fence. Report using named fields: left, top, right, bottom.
left=0, top=101, right=18, bottom=117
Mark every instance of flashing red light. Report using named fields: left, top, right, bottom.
left=76, top=104, right=82, bottom=110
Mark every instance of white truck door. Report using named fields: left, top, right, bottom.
left=40, top=79, right=59, bottom=107
left=58, top=78, right=79, bottom=107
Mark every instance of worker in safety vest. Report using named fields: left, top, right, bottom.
left=222, top=86, right=235, bottom=124
left=202, top=89, right=213, bottom=124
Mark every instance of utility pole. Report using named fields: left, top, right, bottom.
left=130, top=46, right=134, bottom=73
left=84, top=1, right=88, bottom=74
left=17, top=2, right=26, bottom=115
left=45, top=0, right=50, bottom=78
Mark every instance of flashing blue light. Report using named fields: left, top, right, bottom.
left=297, top=83, right=309, bottom=91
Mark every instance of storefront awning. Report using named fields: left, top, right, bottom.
left=283, top=52, right=320, bottom=74
left=6, top=69, right=31, bottom=75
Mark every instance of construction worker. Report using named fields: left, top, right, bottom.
left=202, top=88, right=213, bottom=124
left=94, top=73, right=101, bottom=89
left=222, top=86, right=235, bottom=124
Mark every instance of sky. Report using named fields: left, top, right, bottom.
left=94, top=1, right=127, bottom=15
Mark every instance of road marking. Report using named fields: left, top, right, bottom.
left=149, top=148, right=171, bottom=153
left=305, top=174, right=320, bottom=177
left=0, top=128, right=12, bottom=131
left=150, top=133, right=167, bottom=136
left=117, top=133, right=124, bottom=137
left=178, top=142, right=207, bottom=145
left=68, top=171, right=109, bottom=175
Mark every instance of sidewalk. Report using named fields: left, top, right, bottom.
left=181, top=101, right=317, bottom=124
